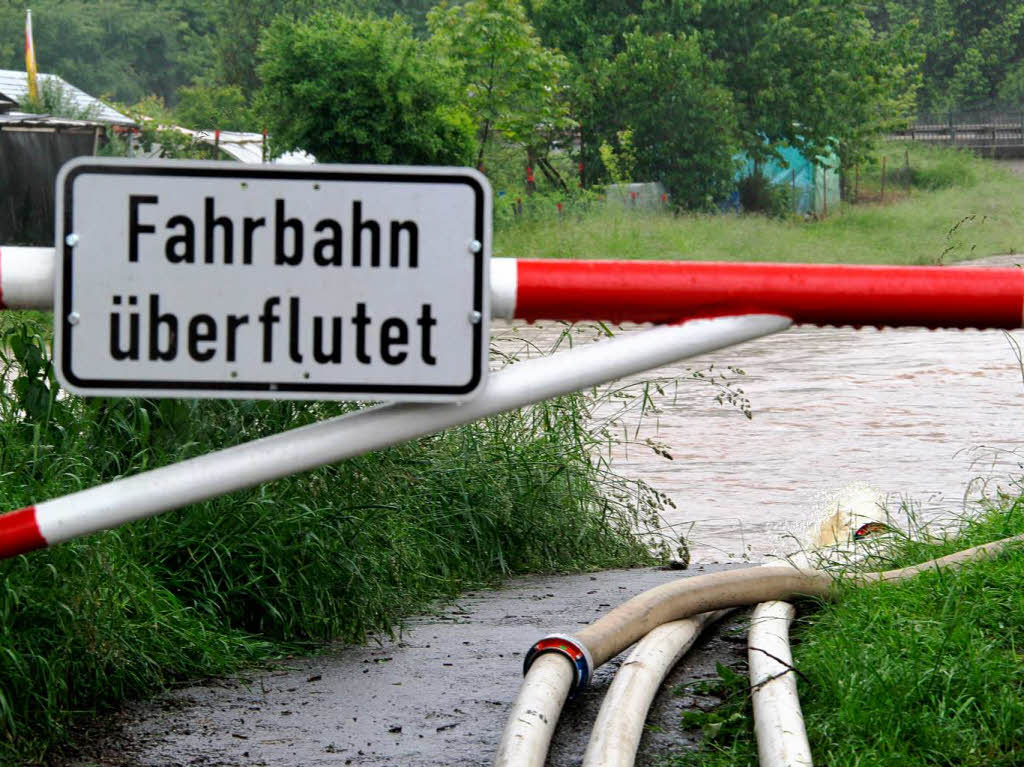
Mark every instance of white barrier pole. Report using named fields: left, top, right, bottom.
left=0, top=246, right=54, bottom=309
left=0, top=314, right=792, bottom=557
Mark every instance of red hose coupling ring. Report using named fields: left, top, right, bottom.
left=522, top=633, right=593, bottom=699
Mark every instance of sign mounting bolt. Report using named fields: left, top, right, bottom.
left=67, top=312, right=80, bottom=326
left=65, top=233, right=80, bottom=247
left=469, top=311, right=482, bottom=324
left=469, top=239, right=482, bottom=254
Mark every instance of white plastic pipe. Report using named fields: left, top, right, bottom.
left=0, top=314, right=792, bottom=556
left=581, top=610, right=731, bottom=767
left=749, top=601, right=813, bottom=767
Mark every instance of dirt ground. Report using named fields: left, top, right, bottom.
left=59, top=564, right=749, bottom=767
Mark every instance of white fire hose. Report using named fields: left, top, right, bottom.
left=496, top=533, right=1024, bottom=766
left=581, top=609, right=732, bottom=767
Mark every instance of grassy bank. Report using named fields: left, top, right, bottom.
left=661, top=496, right=1024, bottom=767
left=0, top=316, right=667, bottom=762
left=495, top=143, right=1024, bottom=265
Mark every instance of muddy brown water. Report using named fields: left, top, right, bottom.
left=495, top=252, right=1024, bottom=564
left=62, top=254, right=1024, bottom=766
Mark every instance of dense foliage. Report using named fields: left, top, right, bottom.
left=597, top=30, right=739, bottom=209
left=428, top=0, right=573, bottom=170
left=870, top=1, right=1024, bottom=113
left=2, top=1, right=1018, bottom=204
left=257, top=11, right=474, bottom=164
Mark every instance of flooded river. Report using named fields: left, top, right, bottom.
left=493, top=254, right=1024, bottom=564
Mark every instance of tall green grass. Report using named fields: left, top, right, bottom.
left=661, top=495, right=1024, bottom=767
left=0, top=315, right=666, bottom=762
left=496, top=144, right=1024, bottom=265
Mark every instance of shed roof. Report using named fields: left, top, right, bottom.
left=0, top=110, right=110, bottom=131
left=190, top=129, right=315, bottom=165
left=0, top=70, right=133, bottom=125
left=139, top=125, right=315, bottom=165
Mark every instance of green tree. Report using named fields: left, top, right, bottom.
left=428, top=0, right=573, bottom=171
left=527, top=0, right=666, bottom=186
left=871, top=0, right=1024, bottom=112
left=597, top=31, right=739, bottom=209
left=256, top=11, right=475, bottom=165
left=997, top=59, right=1024, bottom=104
left=175, top=84, right=255, bottom=132
left=699, top=0, right=918, bottom=166
left=202, top=0, right=341, bottom=98
left=202, top=0, right=437, bottom=99
left=598, top=128, right=637, bottom=188
left=0, top=0, right=212, bottom=104
left=530, top=0, right=916, bottom=187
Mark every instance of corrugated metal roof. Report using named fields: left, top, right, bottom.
left=144, top=125, right=315, bottom=164
left=0, top=69, right=133, bottom=125
left=0, top=111, right=109, bottom=129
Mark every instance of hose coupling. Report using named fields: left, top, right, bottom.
left=522, top=633, right=593, bottom=699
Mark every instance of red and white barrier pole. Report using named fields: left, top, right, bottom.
left=0, top=314, right=792, bottom=558
left=2, top=243, right=1023, bottom=557
left=7, top=248, right=1022, bottom=328
left=492, top=258, right=1024, bottom=328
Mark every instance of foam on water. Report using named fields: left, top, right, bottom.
left=804, top=483, right=887, bottom=550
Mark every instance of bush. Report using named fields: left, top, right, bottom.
left=256, top=12, right=475, bottom=165
left=862, top=143, right=982, bottom=199
left=595, top=31, right=739, bottom=210
left=908, top=149, right=979, bottom=191
left=737, top=171, right=793, bottom=218
left=174, top=83, right=255, bottom=132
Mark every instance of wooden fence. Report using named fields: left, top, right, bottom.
left=889, top=111, right=1024, bottom=156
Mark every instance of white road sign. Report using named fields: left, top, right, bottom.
left=54, top=158, right=490, bottom=402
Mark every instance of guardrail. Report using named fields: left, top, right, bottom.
left=0, top=243, right=1022, bottom=558
left=888, top=111, right=1024, bottom=154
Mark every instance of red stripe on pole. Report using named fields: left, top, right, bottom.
left=514, top=260, right=1024, bottom=329
left=0, top=506, right=46, bottom=558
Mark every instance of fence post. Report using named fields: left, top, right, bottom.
left=854, top=165, right=859, bottom=203
left=904, top=149, right=910, bottom=194
left=949, top=111, right=955, bottom=145
left=823, top=166, right=828, bottom=217
left=880, top=156, right=887, bottom=202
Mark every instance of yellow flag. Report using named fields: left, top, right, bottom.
left=25, top=9, right=39, bottom=103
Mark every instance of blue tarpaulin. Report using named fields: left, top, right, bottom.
left=732, top=144, right=841, bottom=215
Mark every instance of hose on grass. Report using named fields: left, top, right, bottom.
left=494, top=531, right=1024, bottom=767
